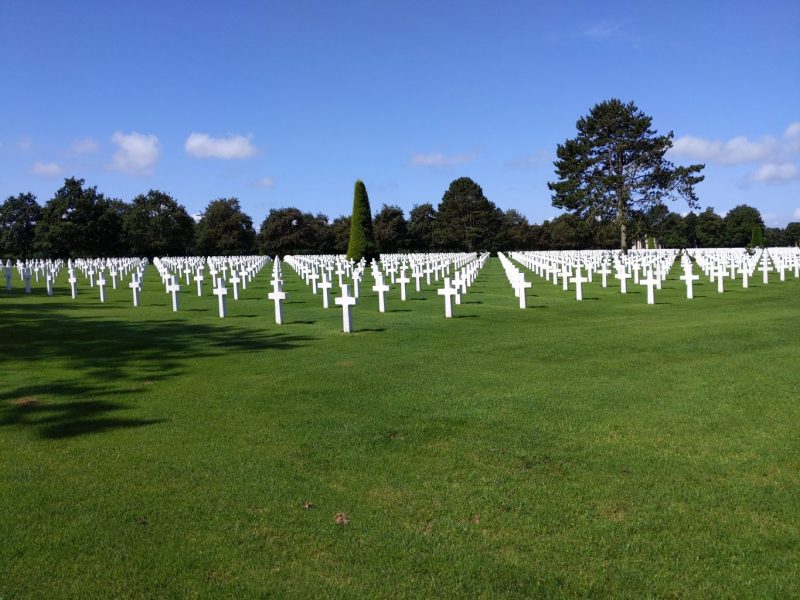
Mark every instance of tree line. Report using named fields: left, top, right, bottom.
left=2, top=175, right=797, bottom=260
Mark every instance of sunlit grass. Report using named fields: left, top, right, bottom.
left=1, top=258, right=798, bottom=598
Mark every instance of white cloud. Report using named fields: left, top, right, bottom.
left=410, top=151, right=476, bottom=167
left=185, top=132, right=257, bottom=159
left=30, top=161, right=62, bottom=178
left=110, top=132, right=160, bottom=175
left=793, top=208, right=800, bottom=219
left=670, top=134, right=779, bottom=164
left=671, top=122, right=800, bottom=166
left=751, top=163, right=799, bottom=183
left=256, top=176, right=275, bottom=188
left=71, top=137, right=100, bottom=154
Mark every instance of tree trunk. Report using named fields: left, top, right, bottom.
left=618, top=196, right=628, bottom=253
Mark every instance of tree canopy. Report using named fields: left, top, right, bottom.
left=194, top=198, right=256, bottom=256
left=123, top=190, right=195, bottom=257
left=0, top=192, right=42, bottom=259
left=34, top=177, right=125, bottom=258
left=548, top=98, right=705, bottom=252
left=373, top=204, right=407, bottom=253
left=436, top=177, right=502, bottom=251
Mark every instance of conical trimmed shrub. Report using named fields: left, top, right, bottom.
left=346, top=180, right=377, bottom=261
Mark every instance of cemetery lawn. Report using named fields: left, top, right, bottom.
left=2, top=257, right=799, bottom=599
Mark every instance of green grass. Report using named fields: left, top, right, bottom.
left=1, top=258, right=798, bottom=598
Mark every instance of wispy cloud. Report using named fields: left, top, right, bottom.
left=256, top=176, right=275, bottom=188
left=670, top=134, right=781, bottom=164
left=507, top=150, right=551, bottom=170
left=185, top=132, right=257, bottom=159
left=410, top=151, right=476, bottom=167
left=751, top=163, right=799, bottom=183
left=794, top=208, right=800, bottom=219
left=18, top=136, right=33, bottom=152
left=110, top=131, right=160, bottom=175
left=30, top=161, right=62, bottom=178
left=580, top=21, right=623, bottom=41
left=670, top=122, right=800, bottom=185
left=71, top=137, right=100, bottom=155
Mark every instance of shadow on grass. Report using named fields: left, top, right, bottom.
left=0, top=302, right=314, bottom=439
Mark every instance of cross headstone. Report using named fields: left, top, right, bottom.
left=572, top=268, right=588, bottom=301
left=194, top=269, right=204, bottom=296
left=268, top=283, right=286, bottom=324
left=318, top=277, right=332, bottom=308
left=167, top=276, right=181, bottom=312
left=97, top=272, right=107, bottom=303
left=679, top=267, right=700, bottom=299
left=213, top=278, right=228, bottom=318
left=512, top=274, right=531, bottom=309
left=397, top=272, right=410, bottom=301
left=68, top=270, right=78, bottom=299
left=129, top=276, right=141, bottom=307
left=437, top=277, right=459, bottom=318
left=372, top=276, right=390, bottom=313
left=334, top=284, right=357, bottom=333
left=230, top=272, right=241, bottom=301
left=641, top=269, right=659, bottom=305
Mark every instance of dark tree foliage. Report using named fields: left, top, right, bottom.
left=694, top=207, right=725, bottom=248
left=123, top=190, right=195, bottom=257
left=35, top=177, right=124, bottom=258
left=331, top=216, right=351, bottom=254
left=784, top=222, right=800, bottom=246
left=498, top=209, right=534, bottom=250
left=258, top=207, right=333, bottom=256
left=545, top=213, right=591, bottom=250
left=548, top=98, right=705, bottom=252
left=194, top=198, right=256, bottom=256
left=750, top=225, right=765, bottom=248
left=683, top=212, right=699, bottom=247
left=373, top=204, right=408, bottom=253
left=346, top=180, right=377, bottom=261
left=658, top=212, right=690, bottom=248
left=723, top=204, right=764, bottom=247
left=436, top=177, right=502, bottom=251
left=0, top=192, right=42, bottom=259
left=407, top=203, right=437, bottom=251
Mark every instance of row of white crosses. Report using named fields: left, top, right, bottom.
left=497, top=252, right=532, bottom=308
left=687, top=247, right=800, bottom=292
left=152, top=256, right=272, bottom=315
left=510, top=249, right=681, bottom=305
left=284, top=253, right=489, bottom=330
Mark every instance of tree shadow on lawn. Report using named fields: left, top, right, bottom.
left=0, top=303, right=314, bottom=439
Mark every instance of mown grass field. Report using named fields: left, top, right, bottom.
left=1, top=257, right=798, bottom=598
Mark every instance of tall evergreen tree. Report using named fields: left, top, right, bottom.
left=346, top=180, right=377, bottom=260
left=548, top=99, right=705, bottom=252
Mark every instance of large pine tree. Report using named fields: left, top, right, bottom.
left=548, top=99, right=704, bottom=252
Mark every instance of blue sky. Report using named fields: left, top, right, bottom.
left=2, top=0, right=798, bottom=227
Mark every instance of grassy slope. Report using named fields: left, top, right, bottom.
left=1, top=258, right=798, bottom=598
